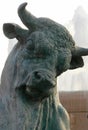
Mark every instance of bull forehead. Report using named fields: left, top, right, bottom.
left=25, top=26, right=75, bottom=52
left=15, top=32, right=59, bottom=76
left=27, top=31, right=54, bottom=45
left=25, top=31, right=57, bottom=54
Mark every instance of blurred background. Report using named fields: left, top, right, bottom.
left=0, top=0, right=88, bottom=91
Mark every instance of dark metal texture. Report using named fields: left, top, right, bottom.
left=1, top=2, right=88, bottom=130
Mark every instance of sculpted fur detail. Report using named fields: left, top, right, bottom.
left=0, top=2, right=88, bottom=130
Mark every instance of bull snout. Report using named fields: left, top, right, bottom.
left=15, top=69, right=56, bottom=100
left=22, top=70, right=56, bottom=98
left=26, top=70, right=56, bottom=90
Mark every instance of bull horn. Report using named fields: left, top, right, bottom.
left=72, top=46, right=88, bottom=56
left=18, top=2, right=39, bottom=30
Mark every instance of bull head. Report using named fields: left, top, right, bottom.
left=1, top=3, right=88, bottom=130
left=2, top=3, right=88, bottom=100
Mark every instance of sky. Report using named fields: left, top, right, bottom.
left=0, top=0, right=88, bottom=75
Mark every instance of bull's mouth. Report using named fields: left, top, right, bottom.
left=15, top=70, right=56, bottom=101
left=16, top=83, right=56, bottom=101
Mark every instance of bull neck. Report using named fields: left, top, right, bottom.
left=1, top=91, right=68, bottom=130
left=14, top=93, right=64, bottom=130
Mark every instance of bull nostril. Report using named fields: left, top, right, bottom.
left=34, top=71, right=41, bottom=80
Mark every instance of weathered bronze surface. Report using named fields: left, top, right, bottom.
left=0, top=2, right=88, bottom=130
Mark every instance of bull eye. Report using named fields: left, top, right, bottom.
left=36, top=52, right=42, bottom=57
left=26, top=39, right=35, bottom=50
left=35, top=51, right=44, bottom=58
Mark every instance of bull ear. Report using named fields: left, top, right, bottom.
left=70, top=46, right=88, bottom=69
left=3, top=23, right=28, bottom=40
left=69, top=56, right=84, bottom=69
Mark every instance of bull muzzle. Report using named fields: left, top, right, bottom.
left=27, top=70, right=55, bottom=87
left=16, top=69, right=56, bottom=100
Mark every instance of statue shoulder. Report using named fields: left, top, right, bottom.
left=58, top=103, right=70, bottom=130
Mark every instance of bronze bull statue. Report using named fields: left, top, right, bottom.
left=0, top=2, right=88, bottom=130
